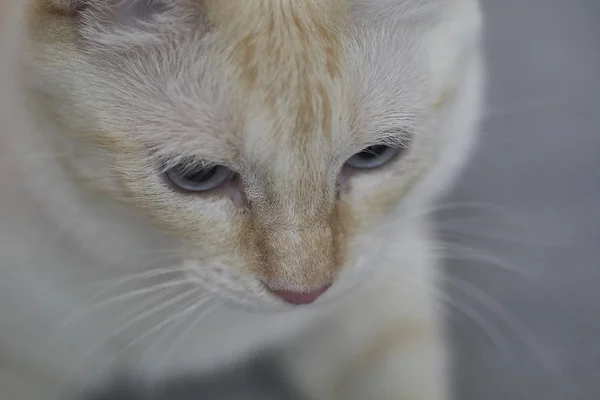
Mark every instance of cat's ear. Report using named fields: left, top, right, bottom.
left=42, top=1, right=167, bottom=19
left=41, top=0, right=86, bottom=15
left=41, top=0, right=170, bottom=31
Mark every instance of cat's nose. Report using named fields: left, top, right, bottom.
left=270, top=283, right=331, bottom=305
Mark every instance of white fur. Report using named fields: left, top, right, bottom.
left=0, top=0, right=483, bottom=398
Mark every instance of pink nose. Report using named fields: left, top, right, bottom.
left=271, top=284, right=331, bottom=305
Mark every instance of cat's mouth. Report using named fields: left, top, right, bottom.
left=183, top=259, right=352, bottom=312
left=264, top=282, right=333, bottom=305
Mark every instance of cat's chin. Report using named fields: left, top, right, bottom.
left=216, top=298, right=329, bottom=314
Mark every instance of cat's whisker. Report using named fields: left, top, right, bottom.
left=432, top=242, right=540, bottom=278
left=80, top=279, right=192, bottom=316
left=374, top=201, right=527, bottom=239
left=44, top=290, right=172, bottom=400
left=81, top=294, right=216, bottom=396
left=366, top=234, right=534, bottom=279
left=371, top=234, right=518, bottom=357
left=141, top=301, right=201, bottom=366
left=54, top=263, right=191, bottom=322
left=374, top=218, right=546, bottom=363
left=67, top=252, right=177, bottom=292
left=441, top=250, right=532, bottom=278
left=412, top=201, right=523, bottom=221
left=139, top=292, right=217, bottom=354
left=36, top=260, right=191, bottom=362
left=40, top=279, right=190, bottom=358
left=435, top=223, right=553, bottom=248
left=50, top=288, right=198, bottom=400
left=378, top=272, right=514, bottom=358
left=110, top=294, right=210, bottom=363
left=154, top=301, right=222, bottom=377
left=88, top=264, right=189, bottom=298
left=78, top=294, right=215, bottom=400
left=442, top=275, right=551, bottom=369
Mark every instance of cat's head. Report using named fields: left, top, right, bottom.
left=28, top=0, right=482, bottom=310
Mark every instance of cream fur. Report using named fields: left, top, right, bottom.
left=0, top=0, right=483, bottom=399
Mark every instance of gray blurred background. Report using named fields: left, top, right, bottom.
left=446, top=0, right=600, bottom=398
left=100, top=0, right=600, bottom=398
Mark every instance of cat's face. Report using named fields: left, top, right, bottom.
left=29, top=0, right=482, bottom=310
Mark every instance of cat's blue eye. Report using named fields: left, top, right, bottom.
left=345, top=145, right=401, bottom=169
left=164, top=163, right=235, bottom=192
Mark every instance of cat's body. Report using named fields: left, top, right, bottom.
left=0, top=1, right=484, bottom=399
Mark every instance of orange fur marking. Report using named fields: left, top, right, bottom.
left=206, top=0, right=347, bottom=142
left=205, top=0, right=350, bottom=286
left=242, top=188, right=352, bottom=289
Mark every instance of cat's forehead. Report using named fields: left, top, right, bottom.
left=74, top=0, right=441, bottom=167
left=80, top=0, right=443, bottom=25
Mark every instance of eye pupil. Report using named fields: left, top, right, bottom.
left=345, top=145, right=402, bottom=169
left=164, top=162, right=234, bottom=192
left=358, top=145, right=387, bottom=160
left=188, top=166, right=217, bottom=182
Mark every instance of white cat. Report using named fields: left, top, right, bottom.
left=0, top=0, right=484, bottom=399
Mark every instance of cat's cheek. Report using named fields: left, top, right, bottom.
left=115, top=175, right=241, bottom=250
left=348, top=155, right=431, bottom=227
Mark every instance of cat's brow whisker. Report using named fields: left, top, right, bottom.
left=475, top=129, right=522, bottom=145
left=483, top=90, right=583, bottom=121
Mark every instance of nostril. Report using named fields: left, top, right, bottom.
left=269, top=283, right=332, bottom=305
